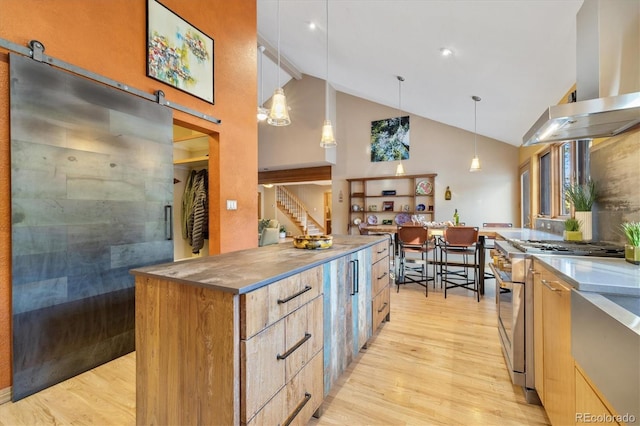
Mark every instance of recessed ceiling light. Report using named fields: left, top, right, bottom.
left=308, top=21, right=317, bottom=30
left=440, top=47, right=453, bottom=57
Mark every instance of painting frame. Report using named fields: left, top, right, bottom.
left=382, top=201, right=395, bottom=212
left=147, top=0, right=215, bottom=104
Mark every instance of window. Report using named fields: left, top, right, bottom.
left=539, top=151, right=551, bottom=216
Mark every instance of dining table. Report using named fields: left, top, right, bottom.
left=363, top=225, right=502, bottom=295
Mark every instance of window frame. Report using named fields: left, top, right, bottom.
left=537, top=141, right=590, bottom=218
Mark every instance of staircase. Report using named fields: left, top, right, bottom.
left=276, top=186, right=325, bottom=235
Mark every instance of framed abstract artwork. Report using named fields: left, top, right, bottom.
left=147, top=0, right=214, bottom=103
left=370, top=115, right=410, bottom=162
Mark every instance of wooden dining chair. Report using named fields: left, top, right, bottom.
left=440, top=226, right=480, bottom=301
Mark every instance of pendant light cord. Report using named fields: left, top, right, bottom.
left=325, top=0, right=330, bottom=118
left=474, top=98, right=477, bottom=155
left=277, top=0, right=281, bottom=88
left=472, top=95, right=481, bottom=155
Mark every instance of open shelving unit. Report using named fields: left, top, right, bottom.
left=347, top=173, right=437, bottom=234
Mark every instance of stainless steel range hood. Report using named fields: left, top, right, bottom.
left=522, top=0, right=640, bottom=146
left=522, top=92, right=640, bottom=146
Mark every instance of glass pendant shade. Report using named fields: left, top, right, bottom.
left=396, top=162, right=406, bottom=176
left=320, top=119, right=336, bottom=147
left=469, top=156, right=481, bottom=172
left=267, top=88, right=290, bottom=126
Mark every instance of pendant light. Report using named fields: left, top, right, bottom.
left=257, top=45, right=268, bottom=121
left=267, top=0, right=291, bottom=126
left=395, top=75, right=406, bottom=176
left=320, top=0, right=336, bottom=147
left=469, top=95, right=482, bottom=172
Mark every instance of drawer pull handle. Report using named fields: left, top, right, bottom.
left=541, top=279, right=561, bottom=292
left=277, top=285, right=312, bottom=304
left=377, top=302, right=388, bottom=313
left=277, top=333, right=312, bottom=360
left=377, top=247, right=387, bottom=254
left=283, top=392, right=312, bottom=426
left=377, top=272, right=388, bottom=280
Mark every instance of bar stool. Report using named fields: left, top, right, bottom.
left=440, top=226, right=480, bottom=302
left=396, top=224, right=435, bottom=297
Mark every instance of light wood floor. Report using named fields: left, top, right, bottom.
left=0, top=282, right=549, bottom=426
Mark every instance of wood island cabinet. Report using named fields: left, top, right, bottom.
left=133, top=236, right=390, bottom=426
left=322, top=248, right=371, bottom=395
left=240, top=267, right=324, bottom=424
left=371, top=240, right=391, bottom=331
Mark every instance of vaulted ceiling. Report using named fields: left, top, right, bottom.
left=257, top=0, right=584, bottom=147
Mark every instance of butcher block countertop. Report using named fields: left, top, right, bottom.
left=130, top=235, right=388, bottom=294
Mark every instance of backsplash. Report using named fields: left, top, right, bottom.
left=591, top=130, right=640, bottom=244
left=534, top=218, right=564, bottom=236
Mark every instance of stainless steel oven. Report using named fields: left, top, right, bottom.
left=490, top=241, right=537, bottom=403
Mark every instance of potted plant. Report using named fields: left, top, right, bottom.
left=563, top=218, right=582, bottom=241
left=564, top=179, right=597, bottom=240
left=621, top=221, right=640, bottom=265
left=279, top=225, right=287, bottom=239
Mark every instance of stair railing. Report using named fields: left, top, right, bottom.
left=276, top=186, right=325, bottom=235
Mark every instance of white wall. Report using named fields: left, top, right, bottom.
left=257, top=75, right=520, bottom=235
left=331, top=92, right=520, bottom=234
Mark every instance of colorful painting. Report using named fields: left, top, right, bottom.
left=147, top=0, right=214, bottom=103
left=371, top=115, right=410, bottom=162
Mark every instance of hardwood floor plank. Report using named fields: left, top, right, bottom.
left=310, top=283, right=550, bottom=426
left=0, top=282, right=549, bottom=426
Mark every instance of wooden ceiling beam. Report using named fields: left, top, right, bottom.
left=258, top=166, right=331, bottom=184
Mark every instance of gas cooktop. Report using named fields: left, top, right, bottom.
left=508, top=239, right=625, bottom=257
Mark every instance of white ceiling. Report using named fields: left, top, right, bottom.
left=257, top=0, right=584, bottom=147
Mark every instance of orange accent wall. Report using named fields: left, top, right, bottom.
left=0, top=0, right=258, bottom=391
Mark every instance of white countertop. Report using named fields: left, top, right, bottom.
left=533, top=256, right=640, bottom=297
left=494, top=228, right=564, bottom=241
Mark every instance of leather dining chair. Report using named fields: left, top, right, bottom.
left=396, top=224, right=434, bottom=297
left=440, top=226, right=480, bottom=302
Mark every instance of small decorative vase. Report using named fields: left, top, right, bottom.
left=279, top=232, right=286, bottom=239
left=574, top=211, right=592, bottom=241
left=563, top=231, right=583, bottom=241
left=625, top=244, right=640, bottom=265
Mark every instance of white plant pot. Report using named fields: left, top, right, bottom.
left=574, top=211, right=592, bottom=241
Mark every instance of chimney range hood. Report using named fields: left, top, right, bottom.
left=522, top=92, right=640, bottom=146
left=522, top=0, right=640, bottom=147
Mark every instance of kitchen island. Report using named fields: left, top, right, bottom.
left=130, top=235, right=391, bottom=426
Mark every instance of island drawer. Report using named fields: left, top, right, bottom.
left=372, top=285, right=390, bottom=331
left=241, top=265, right=322, bottom=339
left=372, top=257, right=390, bottom=296
left=371, top=240, right=390, bottom=264
left=241, top=295, right=323, bottom=422
left=245, top=351, right=323, bottom=426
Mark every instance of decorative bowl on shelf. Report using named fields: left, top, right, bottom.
left=293, top=235, right=333, bottom=250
